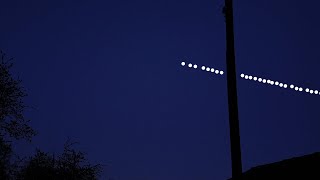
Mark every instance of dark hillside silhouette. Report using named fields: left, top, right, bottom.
left=228, top=152, right=320, bottom=180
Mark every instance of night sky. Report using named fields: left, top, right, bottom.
left=1, top=0, right=320, bottom=179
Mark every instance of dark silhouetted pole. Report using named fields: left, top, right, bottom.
left=224, top=0, right=243, bottom=179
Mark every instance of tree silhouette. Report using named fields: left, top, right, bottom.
left=0, top=50, right=104, bottom=179
left=0, top=50, right=36, bottom=179
left=17, top=141, right=102, bottom=180
left=0, top=136, right=12, bottom=179
left=0, top=51, right=36, bottom=141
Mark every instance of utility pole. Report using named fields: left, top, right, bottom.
left=223, top=0, right=243, bottom=179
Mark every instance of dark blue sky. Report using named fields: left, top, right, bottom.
left=1, top=0, right=320, bottom=179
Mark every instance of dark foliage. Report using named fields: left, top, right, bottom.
left=0, top=50, right=35, bottom=140
left=0, top=136, right=12, bottom=179
left=0, top=51, right=103, bottom=179
left=0, top=50, right=36, bottom=179
left=17, top=141, right=102, bottom=180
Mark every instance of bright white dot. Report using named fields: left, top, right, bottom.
left=284, top=84, right=288, bottom=88
left=267, top=80, right=271, bottom=84
left=206, top=67, right=210, bottom=71
left=253, top=77, right=257, bottom=81
left=270, top=81, right=274, bottom=85
left=220, top=71, right=224, bottom=75
left=245, top=75, right=249, bottom=79
left=258, top=78, right=262, bottom=82
left=215, top=70, right=219, bottom=74
left=306, top=88, right=310, bottom=92
left=262, top=79, right=267, bottom=83
left=279, top=83, right=283, bottom=87
left=249, top=76, right=253, bottom=80
left=290, top=85, right=294, bottom=89
left=310, top=90, right=314, bottom=94
left=211, top=68, right=215, bottom=72
left=294, top=87, right=299, bottom=91
left=201, top=66, right=206, bottom=70
left=193, top=64, right=197, bottom=69
left=315, top=90, right=319, bottom=94
left=299, top=87, right=303, bottom=92
left=240, top=74, right=245, bottom=78
left=188, top=63, right=192, bottom=68
left=181, top=62, right=186, bottom=66
left=275, top=81, right=279, bottom=85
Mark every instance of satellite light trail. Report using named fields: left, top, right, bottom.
left=240, top=73, right=320, bottom=95
left=181, top=61, right=320, bottom=96
left=181, top=61, right=224, bottom=76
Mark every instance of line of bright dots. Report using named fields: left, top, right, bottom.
left=181, top=61, right=319, bottom=96
left=181, top=61, right=224, bottom=75
left=240, top=73, right=320, bottom=95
